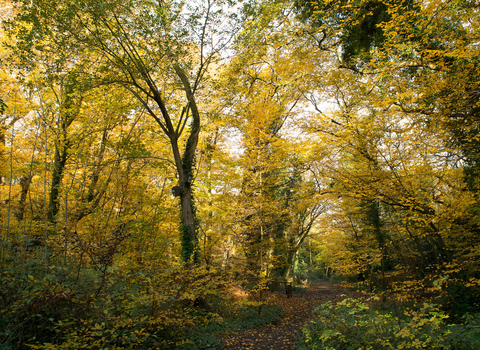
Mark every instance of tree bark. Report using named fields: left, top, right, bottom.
left=47, top=80, right=80, bottom=224
left=48, top=135, right=68, bottom=223
left=16, top=174, right=33, bottom=221
left=172, top=65, right=201, bottom=264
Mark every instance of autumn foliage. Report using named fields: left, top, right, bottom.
left=1, top=0, right=480, bottom=348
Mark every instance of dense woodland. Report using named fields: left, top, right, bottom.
left=1, top=0, right=480, bottom=348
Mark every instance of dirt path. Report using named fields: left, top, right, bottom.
left=221, top=282, right=361, bottom=350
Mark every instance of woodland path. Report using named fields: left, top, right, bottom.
left=221, top=281, right=362, bottom=350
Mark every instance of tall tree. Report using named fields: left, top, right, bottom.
left=8, top=0, right=239, bottom=262
left=222, top=6, right=326, bottom=279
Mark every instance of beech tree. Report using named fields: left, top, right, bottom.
left=294, top=0, right=480, bottom=300
left=8, top=0, right=239, bottom=262
left=220, top=4, right=328, bottom=280
left=2, top=0, right=480, bottom=348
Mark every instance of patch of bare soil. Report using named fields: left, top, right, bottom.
left=221, top=281, right=362, bottom=350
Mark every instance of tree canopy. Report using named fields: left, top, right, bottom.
left=1, top=0, right=480, bottom=348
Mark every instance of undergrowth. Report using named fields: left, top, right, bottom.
left=296, top=297, right=480, bottom=350
left=0, top=262, right=283, bottom=350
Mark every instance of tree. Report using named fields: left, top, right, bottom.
left=286, top=0, right=480, bottom=301
left=295, top=0, right=394, bottom=66
left=219, top=5, right=327, bottom=280
left=8, top=0, right=239, bottom=262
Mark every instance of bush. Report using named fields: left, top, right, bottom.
left=1, top=262, right=284, bottom=350
left=294, top=268, right=328, bottom=284
left=442, top=283, right=480, bottom=321
left=296, top=297, right=480, bottom=350
left=328, top=274, right=346, bottom=284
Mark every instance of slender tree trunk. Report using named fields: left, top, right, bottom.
left=0, top=122, right=5, bottom=185
left=47, top=87, right=80, bottom=224
left=284, top=250, right=296, bottom=281
left=365, top=200, right=388, bottom=293
left=16, top=174, right=33, bottom=221
left=48, top=137, right=68, bottom=223
left=202, top=130, right=218, bottom=266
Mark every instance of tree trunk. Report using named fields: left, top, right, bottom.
left=179, top=173, right=198, bottom=263
left=365, top=200, right=388, bottom=293
left=47, top=82, right=79, bottom=224
left=48, top=137, right=68, bottom=223
left=0, top=123, right=5, bottom=185
left=168, top=127, right=199, bottom=264
left=16, top=174, right=33, bottom=221
left=171, top=65, right=201, bottom=264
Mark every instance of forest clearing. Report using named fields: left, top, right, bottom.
left=1, top=0, right=480, bottom=348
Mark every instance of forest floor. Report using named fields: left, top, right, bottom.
left=221, top=281, right=363, bottom=350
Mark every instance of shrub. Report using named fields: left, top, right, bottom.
left=294, top=268, right=328, bottom=284
left=296, top=297, right=480, bottom=350
left=328, top=274, right=346, bottom=284
left=1, top=262, right=284, bottom=350
left=442, top=283, right=480, bottom=321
